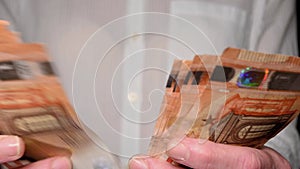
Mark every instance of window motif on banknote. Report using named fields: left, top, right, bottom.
left=14, top=113, right=61, bottom=133
left=0, top=61, right=21, bottom=80
left=0, top=61, right=54, bottom=81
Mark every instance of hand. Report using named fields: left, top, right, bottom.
left=0, top=135, right=71, bottom=169
left=129, top=137, right=291, bottom=169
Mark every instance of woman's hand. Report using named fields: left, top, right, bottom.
left=129, top=137, right=291, bottom=169
left=0, top=135, right=71, bottom=169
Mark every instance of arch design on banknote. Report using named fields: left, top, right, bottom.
left=209, top=94, right=297, bottom=148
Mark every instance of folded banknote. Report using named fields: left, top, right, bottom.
left=148, top=48, right=300, bottom=166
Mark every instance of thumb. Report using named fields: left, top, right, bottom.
left=0, top=135, right=25, bottom=163
left=166, top=137, right=290, bottom=169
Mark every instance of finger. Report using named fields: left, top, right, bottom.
left=0, top=135, right=24, bottom=163
left=166, top=137, right=284, bottom=169
left=21, top=156, right=72, bottom=169
left=129, top=155, right=183, bottom=169
left=261, top=147, right=291, bottom=169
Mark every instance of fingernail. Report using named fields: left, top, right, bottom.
left=167, top=142, right=190, bottom=161
left=129, top=157, right=148, bottom=169
left=0, top=135, right=21, bottom=157
left=51, top=157, right=72, bottom=169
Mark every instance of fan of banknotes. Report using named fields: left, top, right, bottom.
left=0, top=20, right=120, bottom=169
left=148, top=46, right=300, bottom=163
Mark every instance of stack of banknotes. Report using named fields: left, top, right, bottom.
left=148, top=47, right=300, bottom=165
left=0, top=20, right=120, bottom=169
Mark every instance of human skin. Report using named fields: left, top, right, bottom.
left=129, top=137, right=291, bottom=169
left=0, top=135, right=71, bottom=169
